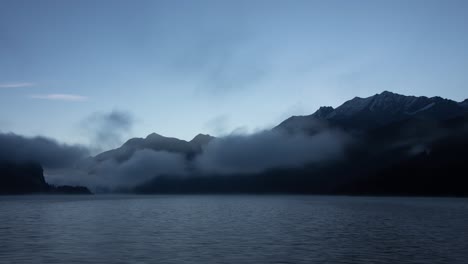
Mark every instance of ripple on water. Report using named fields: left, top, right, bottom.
left=0, top=195, right=467, bottom=264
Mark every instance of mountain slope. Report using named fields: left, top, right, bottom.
left=461, top=99, right=468, bottom=108
left=131, top=91, right=468, bottom=196
left=0, top=161, right=48, bottom=194
left=0, top=161, right=92, bottom=194
left=277, top=91, right=468, bottom=133
left=135, top=112, right=468, bottom=196
left=94, top=133, right=215, bottom=163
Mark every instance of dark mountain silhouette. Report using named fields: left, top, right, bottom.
left=7, top=91, right=465, bottom=196
left=134, top=112, right=468, bottom=196
left=461, top=99, right=468, bottom=108
left=0, top=161, right=49, bottom=194
left=0, top=161, right=92, bottom=195
left=276, top=91, right=468, bottom=133
left=132, top=91, right=468, bottom=196
left=95, top=133, right=215, bottom=163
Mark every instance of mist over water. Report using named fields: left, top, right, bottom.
left=43, top=128, right=350, bottom=191
left=1, top=195, right=467, bottom=264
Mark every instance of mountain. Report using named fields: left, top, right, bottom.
left=95, top=133, right=215, bottom=163
left=0, top=161, right=92, bottom=195
left=0, top=161, right=49, bottom=194
left=135, top=111, right=468, bottom=196
left=461, top=99, right=468, bottom=108
left=277, top=91, right=468, bottom=133
left=5, top=91, right=466, bottom=195
left=190, top=133, right=216, bottom=151
left=131, top=91, right=468, bottom=196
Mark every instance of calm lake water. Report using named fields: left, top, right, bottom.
left=0, top=195, right=467, bottom=264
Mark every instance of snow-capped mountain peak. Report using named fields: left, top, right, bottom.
left=276, top=91, right=468, bottom=132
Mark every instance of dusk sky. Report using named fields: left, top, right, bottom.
left=1, top=0, right=468, bottom=145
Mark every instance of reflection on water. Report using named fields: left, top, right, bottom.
left=0, top=195, right=467, bottom=263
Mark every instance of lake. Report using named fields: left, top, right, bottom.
left=0, top=195, right=467, bottom=263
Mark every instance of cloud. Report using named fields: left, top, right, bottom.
left=30, top=94, right=88, bottom=101
left=78, top=128, right=348, bottom=190
left=0, top=82, right=35, bottom=88
left=50, top=150, right=165, bottom=190
left=2, top=123, right=349, bottom=192
left=195, top=129, right=349, bottom=175
left=0, top=132, right=89, bottom=169
left=81, top=110, right=134, bottom=152
left=203, top=115, right=230, bottom=136
left=47, top=149, right=187, bottom=190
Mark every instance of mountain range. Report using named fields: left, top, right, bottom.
left=96, top=91, right=468, bottom=163
left=277, top=91, right=468, bottom=133
left=95, top=133, right=214, bottom=163
left=2, top=91, right=468, bottom=195
left=84, top=91, right=468, bottom=196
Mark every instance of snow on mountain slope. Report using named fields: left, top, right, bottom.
left=277, top=91, right=468, bottom=133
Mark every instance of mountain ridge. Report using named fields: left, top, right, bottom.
left=95, top=132, right=215, bottom=163
left=80, top=91, right=468, bottom=196
left=277, top=91, right=468, bottom=133
left=96, top=91, right=468, bottom=164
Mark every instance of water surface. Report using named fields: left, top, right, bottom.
left=1, top=195, right=467, bottom=263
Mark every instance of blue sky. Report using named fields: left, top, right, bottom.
left=1, top=0, right=468, bottom=145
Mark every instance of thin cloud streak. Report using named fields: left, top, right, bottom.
left=30, top=94, right=88, bottom=102
left=0, top=82, right=35, bottom=88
